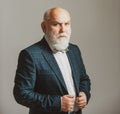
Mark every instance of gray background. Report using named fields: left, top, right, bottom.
left=1, top=0, right=120, bottom=114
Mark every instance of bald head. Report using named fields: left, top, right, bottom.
left=43, top=7, right=71, bottom=21
left=41, top=7, right=71, bottom=34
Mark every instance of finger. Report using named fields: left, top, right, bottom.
left=79, top=105, right=86, bottom=109
left=67, top=95, right=74, bottom=98
left=63, top=95, right=74, bottom=101
left=77, top=103, right=86, bottom=109
left=79, top=91, right=84, bottom=95
left=76, top=101, right=86, bottom=107
left=65, top=103, right=74, bottom=112
left=76, top=97, right=84, bottom=103
left=76, top=98, right=87, bottom=106
left=62, top=101, right=74, bottom=112
left=77, top=96, right=87, bottom=103
left=76, top=100, right=84, bottom=104
left=77, top=101, right=86, bottom=106
left=79, top=92, right=85, bottom=97
left=77, top=96, right=84, bottom=101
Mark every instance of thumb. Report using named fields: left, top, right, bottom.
left=66, top=95, right=74, bottom=98
left=79, top=92, right=84, bottom=97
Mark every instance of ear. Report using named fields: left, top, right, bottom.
left=41, top=21, right=46, bottom=33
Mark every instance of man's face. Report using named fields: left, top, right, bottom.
left=45, top=15, right=71, bottom=41
left=42, top=8, right=71, bottom=46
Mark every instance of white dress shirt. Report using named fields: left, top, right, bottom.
left=54, top=52, right=76, bottom=96
left=54, top=51, right=78, bottom=112
left=45, top=36, right=78, bottom=112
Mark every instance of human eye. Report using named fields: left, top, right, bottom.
left=52, top=22, right=59, bottom=26
left=65, top=22, right=70, bottom=26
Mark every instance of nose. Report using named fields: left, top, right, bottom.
left=60, top=24, right=65, bottom=32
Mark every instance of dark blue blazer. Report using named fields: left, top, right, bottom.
left=13, top=38, right=91, bottom=114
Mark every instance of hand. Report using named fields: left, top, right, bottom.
left=61, top=95, right=75, bottom=112
left=75, top=92, right=87, bottom=109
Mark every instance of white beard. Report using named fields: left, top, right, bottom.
left=45, top=32, right=71, bottom=51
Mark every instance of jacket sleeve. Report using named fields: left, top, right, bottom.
left=75, top=46, right=91, bottom=103
left=13, top=50, right=61, bottom=112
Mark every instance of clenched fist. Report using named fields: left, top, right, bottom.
left=76, top=92, right=87, bottom=109
left=61, top=95, right=75, bottom=112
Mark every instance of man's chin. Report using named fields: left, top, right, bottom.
left=57, top=36, right=70, bottom=43
left=52, top=42, right=69, bottom=51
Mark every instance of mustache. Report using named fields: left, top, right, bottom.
left=57, top=33, right=67, bottom=37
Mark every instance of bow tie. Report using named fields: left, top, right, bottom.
left=53, top=48, right=69, bottom=53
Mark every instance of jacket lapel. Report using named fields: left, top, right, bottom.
left=39, top=38, right=68, bottom=94
left=66, top=48, right=79, bottom=95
